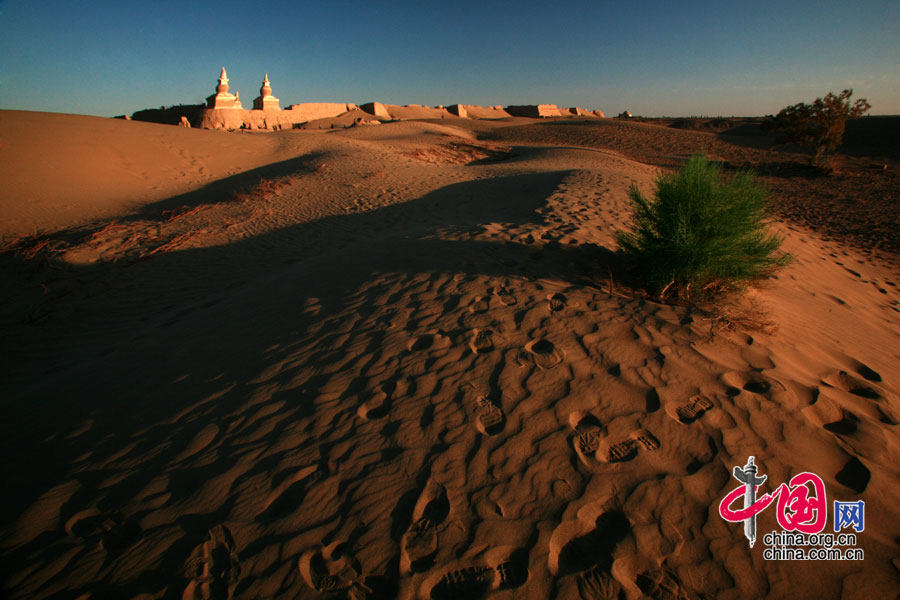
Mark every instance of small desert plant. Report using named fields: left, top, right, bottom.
left=763, top=89, right=870, bottom=166
left=616, top=155, right=790, bottom=300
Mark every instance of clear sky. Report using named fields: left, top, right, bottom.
left=1, top=0, right=897, bottom=117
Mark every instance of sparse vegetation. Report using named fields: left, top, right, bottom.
left=763, top=89, right=871, bottom=166
left=616, top=155, right=791, bottom=300
left=231, top=177, right=290, bottom=203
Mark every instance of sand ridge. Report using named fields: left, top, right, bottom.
left=1, top=112, right=898, bottom=599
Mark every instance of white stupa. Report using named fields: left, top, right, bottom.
left=253, top=73, right=280, bottom=111
left=206, top=67, right=240, bottom=109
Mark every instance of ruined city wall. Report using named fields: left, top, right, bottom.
left=195, top=102, right=357, bottom=130
left=505, top=104, right=564, bottom=118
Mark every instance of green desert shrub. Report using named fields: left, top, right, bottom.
left=616, top=155, right=790, bottom=300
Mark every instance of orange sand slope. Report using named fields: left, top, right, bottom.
left=1, top=112, right=899, bottom=599
left=0, top=111, right=308, bottom=239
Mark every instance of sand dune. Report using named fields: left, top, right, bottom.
left=0, top=111, right=318, bottom=239
left=483, top=118, right=900, bottom=257
left=1, top=111, right=898, bottom=599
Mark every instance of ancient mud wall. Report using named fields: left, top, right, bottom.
left=196, top=102, right=358, bottom=130
left=505, top=104, right=564, bottom=118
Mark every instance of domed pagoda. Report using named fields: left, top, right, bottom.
left=253, top=73, right=281, bottom=111
left=206, top=67, right=241, bottom=109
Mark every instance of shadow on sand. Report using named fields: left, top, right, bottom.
left=0, top=164, right=627, bottom=598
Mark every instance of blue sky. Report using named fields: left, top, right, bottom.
left=0, top=0, right=897, bottom=117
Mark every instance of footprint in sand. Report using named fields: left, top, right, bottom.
left=423, top=547, right=528, bottom=599
left=64, top=509, right=139, bottom=551
left=835, top=456, right=871, bottom=493
left=635, top=569, right=698, bottom=600
left=854, top=363, right=882, bottom=383
left=576, top=566, right=624, bottom=600
left=475, top=396, right=505, bottom=436
left=257, top=463, right=324, bottom=521
left=409, top=335, right=436, bottom=352
left=721, top=371, right=792, bottom=404
left=182, top=525, right=241, bottom=600
left=569, top=412, right=604, bottom=469
left=517, top=339, right=565, bottom=370
left=298, top=543, right=371, bottom=598
left=823, top=409, right=859, bottom=435
left=823, top=370, right=882, bottom=401
left=469, top=295, right=490, bottom=313
left=357, top=381, right=396, bottom=420
left=492, top=286, right=518, bottom=306
left=596, top=429, right=660, bottom=463
left=631, top=429, right=661, bottom=451
left=401, top=480, right=450, bottom=573
left=470, top=329, right=495, bottom=354
left=407, top=332, right=451, bottom=353
left=547, top=293, right=567, bottom=313
left=667, top=395, right=714, bottom=424
left=598, top=438, right=638, bottom=463
left=548, top=511, right=630, bottom=577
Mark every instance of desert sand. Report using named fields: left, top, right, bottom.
left=1, top=110, right=898, bottom=599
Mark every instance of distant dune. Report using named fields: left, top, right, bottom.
left=0, top=111, right=306, bottom=239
